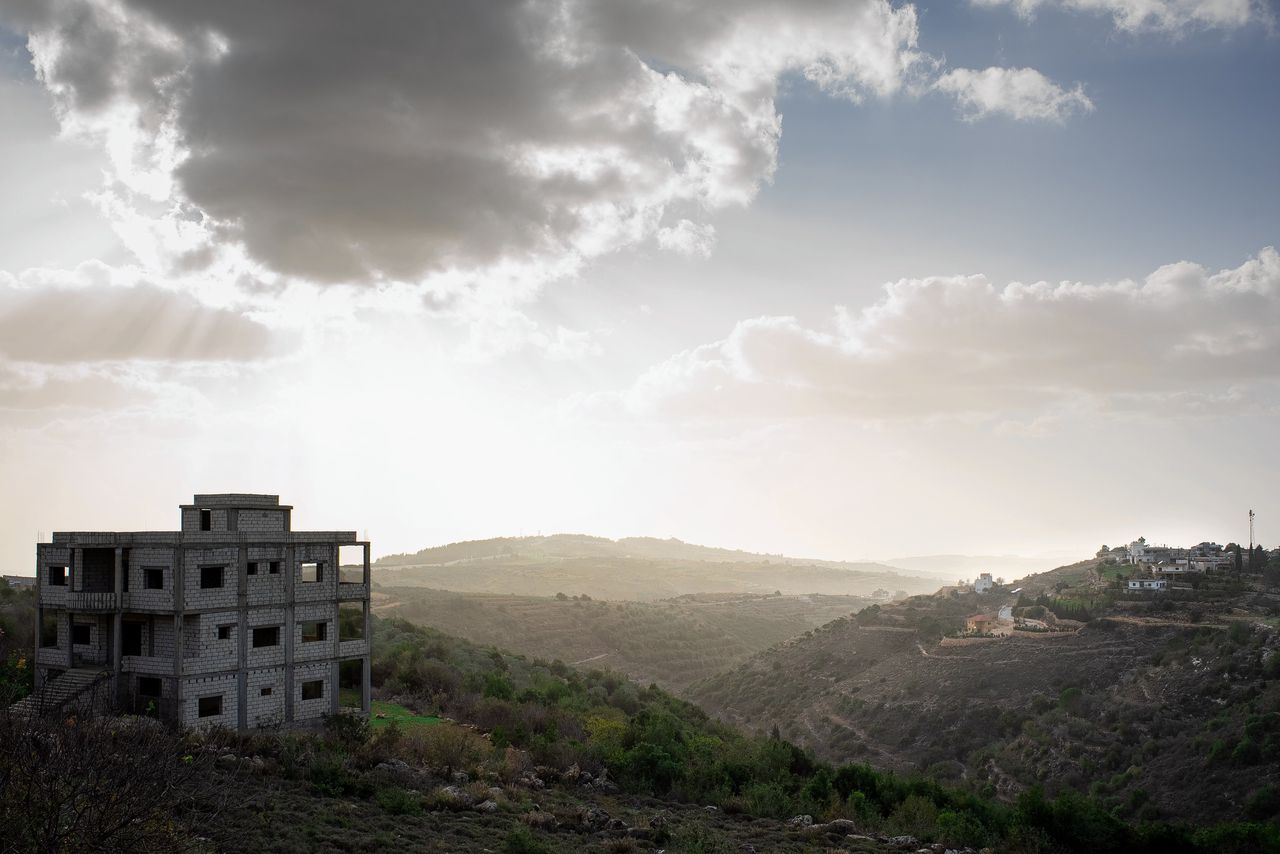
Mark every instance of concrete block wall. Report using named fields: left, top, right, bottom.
left=293, top=544, right=336, bottom=604
left=125, top=546, right=176, bottom=610
left=293, top=602, right=335, bottom=662
left=246, top=608, right=287, bottom=668
left=181, top=507, right=230, bottom=533
left=153, top=616, right=176, bottom=659
left=182, top=673, right=239, bottom=728
left=123, top=616, right=177, bottom=674
left=182, top=547, right=239, bottom=611
left=182, top=616, right=200, bottom=661
left=36, top=544, right=71, bottom=607
left=246, top=667, right=287, bottom=727
left=70, top=615, right=107, bottom=665
left=339, top=638, right=369, bottom=659
left=293, top=661, right=331, bottom=721
left=183, top=610, right=240, bottom=674
left=238, top=509, right=287, bottom=534
left=246, top=546, right=287, bottom=605
left=36, top=613, right=69, bottom=664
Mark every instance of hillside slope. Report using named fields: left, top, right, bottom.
left=690, top=560, right=1280, bottom=825
left=378, top=587, right=871, bottom=692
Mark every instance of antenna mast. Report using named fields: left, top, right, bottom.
left=1249, top=509, right=1255, bottom=572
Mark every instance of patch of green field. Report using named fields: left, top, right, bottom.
left=370, top=700, right=441, bottom=729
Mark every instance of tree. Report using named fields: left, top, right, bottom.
left=0, top=703, right=223, bottom=852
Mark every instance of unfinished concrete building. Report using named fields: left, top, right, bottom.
left=25, top=494, right=371, bottom=729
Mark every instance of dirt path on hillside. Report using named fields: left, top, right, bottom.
left=918, top=642, right=977, bottom=661
left=816, top=709, right=903, bottom=767
left=573, top=653, right=610, bottom=665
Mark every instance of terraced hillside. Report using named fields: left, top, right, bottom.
left=691, top=561, right=1280, bottom=825
left=373, top=534, right=935, bottom=601
left=378, top=587, right=871, bottom=692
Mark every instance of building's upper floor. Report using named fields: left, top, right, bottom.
left=48, top=494, right=357, bottom=545
left=38, top=494, right=369, bottom=613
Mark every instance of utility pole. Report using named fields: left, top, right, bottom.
left=1249, top=509, right=1255, bottom=573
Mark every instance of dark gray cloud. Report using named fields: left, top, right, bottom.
left=0, top=278, right=278, bottom=363
left=1, top=0, right=926, bottom=285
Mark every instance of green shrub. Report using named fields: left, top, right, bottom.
left=887, top=794, right=940, bottom=839
left=375, top=786, right=421, bottom=815
left=1245, top=785, right=1280, bottom=821
left=307, top=755, right=359, bottom=796
left=667, top=823, right=733, bottom=854
left=502, top=826, right=556, bottom=854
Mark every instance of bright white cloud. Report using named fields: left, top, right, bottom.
left=0, top=0, right=928, bottom=292
left=611, top=248, right=1280, bottom=420
left=971, top=0, right=1259, bottom=32
left=935, top=67, right=1093, bottom=123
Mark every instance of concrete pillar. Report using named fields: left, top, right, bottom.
left=363, top=542, right=372, bottom=714
left=112, top=546, right=123, bottom=705
left=173, top=545, right=184, bottom=723
left=63, top=610, right=73, bottom=669
left=237, top=541, right=248, bottom=730
left=33, top=543, right=43, bottom=690
left=283, top=543, right=295, bottom=723
left=362, top=598, right=372, bottom=714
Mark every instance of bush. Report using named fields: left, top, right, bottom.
left=323, top=711, right=370, bottom=747
left=887, top=794, right=940, bottom=839
left=667, top=823, right=734, bottom=854
left=1245, top=785, right=1280, bottom=821
left=503, top=826, right=557, bottom=854
left=375, top=785, right=422, bottom=815
left=307, top=754, right=360, bottom=796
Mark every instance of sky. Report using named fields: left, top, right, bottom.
left=0, top=0, right=1277, bottom=572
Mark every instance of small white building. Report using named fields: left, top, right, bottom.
left=1127, top=578, right=1169, bottom=591
left=974, top=573, right=994, bottom=594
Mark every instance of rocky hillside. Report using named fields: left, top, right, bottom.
left=690, top=560, right=1280, bottom=826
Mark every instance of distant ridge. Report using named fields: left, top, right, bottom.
left=882, top=553, right=1061, bottom=579
left=372, top=534, right=940, bottom=601
left=376, top=533, right=904, bottom=573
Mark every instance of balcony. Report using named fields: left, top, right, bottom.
left=67, top=591, right=119, bottom=612
left=337, top=582, right=368, bottom=601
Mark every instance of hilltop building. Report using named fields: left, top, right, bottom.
left=973, top=573, right=994, bottom=594
left=1124, top=539, right=1235, bottom=574
left=24, top=494, right=371, bottom=729
left=965, top=614, right=996, bottom=633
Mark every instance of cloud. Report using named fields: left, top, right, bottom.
left=935, top=67, right=1093, bottom=123
left=1, top=0, right=928, bottom=290
left=971, top=0, right=1260, bottom=33
left=0, top=265, right=280, bottom=364
left=609, top=247, right=1280, bottom=420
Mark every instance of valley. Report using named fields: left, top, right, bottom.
left=374, top=587, right=870, bottom=692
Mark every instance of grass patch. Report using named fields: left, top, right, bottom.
left=370, top=699, right=442, bottom=730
